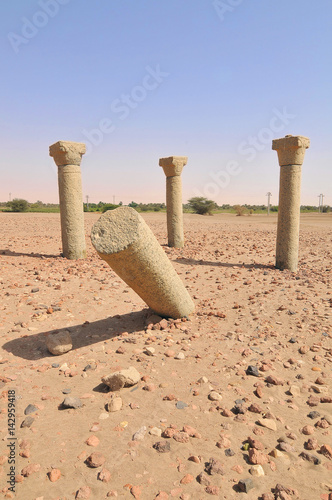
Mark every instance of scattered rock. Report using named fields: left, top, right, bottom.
left=62, top=397, right=82, bottom=409
left=46, top=331, right=72, bottom=355
left=102, top=366, right=140, bottom=391
left=86, top=452, right=106, bottom=468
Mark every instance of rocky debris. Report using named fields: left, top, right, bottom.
left=249, top=464, right=265, bottom=476
left=76, top=486, right=91, bottom=498
left=21, top=464, right=41, bottom=477
left=320, top=444, right=332, bottom=460
left=299, top=451, right=321, bottom=465
left=105, top=394, right=122, bottom=412
left=153, top=441, right=171, bottom=453
left=196, top=471, right=211, bottom=486
left=24, top=404, right=38, bottom=415
left=246, top=365, right=260, bottom=377
left=132, top=426, right=146, bottom=441
left=257, top=418, right=277, bottom=431
left=62, top=396, right=83, bottom=409
left=48, top=468, right=61, bottom=482
left=102, top=366, right=140, bottom=390
left=238, top=478, right=254, bottom=493
left=21, top=416, right=34, bottom=428
left=205, top=457, right=225, bottom=476
left=46, top=330, right=72, bottom=355
left=86, top=452, right=106, bottom=468
left=98, top=468, right=111, bottom=482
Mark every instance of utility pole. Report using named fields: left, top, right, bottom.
left=86, top=195, right=89, bottom=212
left=266, top=192, right=272, bottom=215
left=321, top=194, right=324, bottom=212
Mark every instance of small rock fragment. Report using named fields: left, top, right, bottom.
left=46, top=331, right=72, bottom=355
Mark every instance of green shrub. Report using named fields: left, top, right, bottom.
left=188, top=197, right=217, bottom=215
left=101, top=204, right=119, bottom=213
left=9, top=198, right=29, bottom=212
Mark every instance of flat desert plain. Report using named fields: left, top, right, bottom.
left=0, top=212, right=331, bottom=500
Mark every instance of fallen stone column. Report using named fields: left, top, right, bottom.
left=159, top=156, right=187, bottom=248
left=91, top=207, right=194, bottom=319
left=272, top=135, right=310, bottom=271
left=49, top=140, right=86, bottom=260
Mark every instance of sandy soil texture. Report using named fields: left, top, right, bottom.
left=0, top=212, right=331, bottom=500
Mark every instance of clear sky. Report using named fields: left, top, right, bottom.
left=1, top=0, right=331, bottom=206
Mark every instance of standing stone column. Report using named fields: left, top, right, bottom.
left=49, top=141, right=86, bottom=260
left=159, top=156, right=188, bottom=248
left=272, top=135, right=310, bottom=272
left=91, top=207, right=195, bottom=319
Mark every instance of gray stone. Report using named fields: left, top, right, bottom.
left=24, top=404, right=38, bottom=415
left=62, top=397, right=82, bottom=409
left=46, top=331, right=72, bottom=355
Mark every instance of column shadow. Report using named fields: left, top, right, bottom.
left=174, top=257, right=274, bottom=270
left=0, top=250, right=61, bottom=259
left=2, top=309, right=149, bottom=361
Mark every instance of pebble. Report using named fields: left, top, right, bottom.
left=238, top=478, right=254, bottom=493
left=98, top=468, right=111, bottom=482
left=205, top=457, right=225, bottom=476
left=21, top=416, right=34, bottom=428
left=48, top=468, right=61, bottom=482
left=153, top=441, right=171, bottom=453
left=299, top=451, right=321, bottom=465
left=246, top=365, right=260, bottom=377
left=175, top=352, right=185, bottom=360
left=76, top=486, right=91, bottom=499
left=86, top=452, right=106, bottom=467
left=249, top=465, right=265, bottom=476
left=102, top=366, right=140, bottom=391
left=62, top=397, right=82, bottom=409
left=106, top=395, right=122, bottom=412
left=132, top=426, right=146, bottom=441
left=46, top=331, right=72, bottom=355
left=257, top=418, right=277, bottom=431
left=208, top=391, right=222, bottom=402
left=150, top=427, right=162, bottom=437
left=21, top=463, right=41, bottom=476
left=86, top=435, right=100, bottom=447
left=24, top=404, right=38, bottom=415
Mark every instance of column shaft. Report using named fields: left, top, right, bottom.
left=166, top=175, right=184, bottom=247
left=58, top=165, right=86, bottom=259
left=276, top=165, right=302, bottom=271
left=91, top=207, right=194, bottom=319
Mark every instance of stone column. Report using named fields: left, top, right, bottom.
left=49, top=141, right=86, bottom=260
left=272, top=135, right=310, bottom=272
left=91, top=207, right=195, bottom=319
left=159, top=156, right=188, bottom=248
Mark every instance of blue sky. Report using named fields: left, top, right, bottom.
left=1, top=0, right=331, bottom=205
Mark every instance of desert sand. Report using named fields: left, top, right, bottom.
left=0, top=212, right=331, bottom=500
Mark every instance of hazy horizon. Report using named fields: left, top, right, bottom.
left=2, top=1, right=331, bottom=206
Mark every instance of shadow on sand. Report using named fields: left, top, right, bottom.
left=174, top=257, right=274, bottom=270
left=0, top=249, right=61, bottom=259
left=2, top=309, right=149, bottom=361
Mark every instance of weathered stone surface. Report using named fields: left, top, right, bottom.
left=49, top=140, right=86, bottom=260
left=91, top=207, right=195, bottom=318
left=159, top=156, right=187, bottom=248
left=46, top=331, right=72, bottom=355
left=62, top=396, right=82, bottom=409
left=102, top=366, right=140, bottom=391
left=105, top=394, right=122, bottom=412
left=272, top=135, right=310, bottom=271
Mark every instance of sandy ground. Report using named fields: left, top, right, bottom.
left=0, top=212, right=331, bottom=500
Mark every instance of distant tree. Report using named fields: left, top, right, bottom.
left=101, top=204, right=119, bottom=213
left=233, top=204, right=246, bottom=216
left=322, top=205, right=330, bottom=213
left=129, top=201, right=138, bottom=208
left=9, top=198, right=29, bottom=212
left=188, top=197, right=217, bottom=215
